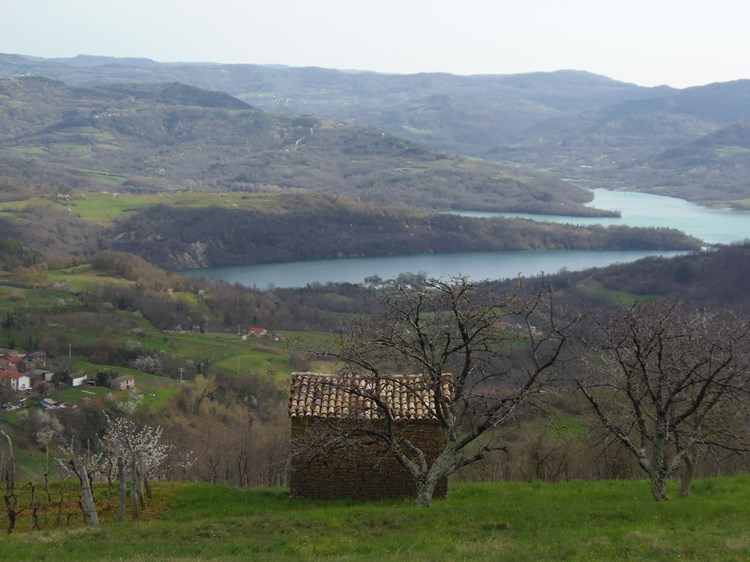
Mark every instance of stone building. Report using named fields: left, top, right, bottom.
left=110, top=375, right=136, bottom=391
left=288, top=372, right=449, bottom=500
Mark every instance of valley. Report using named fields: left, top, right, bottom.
left=0, top=53, right=748, bottom=551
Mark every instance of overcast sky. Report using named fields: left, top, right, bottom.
left=1, top=0, right=747, bottom=88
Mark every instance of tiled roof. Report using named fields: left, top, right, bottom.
left=289, top=372, right=452, bottom=421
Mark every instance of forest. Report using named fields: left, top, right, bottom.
left=0, top=186, right=699, bottom=268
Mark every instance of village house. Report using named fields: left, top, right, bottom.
left=248, top=327, right=268, bottom=338
left=0, top=355, right=25, bottom=373
left=26, top=351, right=47, bottom=366
left=70, top=372, right=87, bottom=387
left=110, top=375, right=136, bottom=391
left=288, top=372, right=449, bottom=501
left=29, top=369, right=55, bottom=383
left=0, top=369, right=31, bottom=392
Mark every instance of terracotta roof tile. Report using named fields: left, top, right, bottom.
left=289, top=372, right=452, bottom=421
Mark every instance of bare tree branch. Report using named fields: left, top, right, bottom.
left=578, top=299, right=750, bottom=501
left=292, top=276, right=577, bottom=506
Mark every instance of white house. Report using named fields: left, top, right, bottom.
left=70, top=372, right=87, bottom=387
left=0, top=371, right=31, bottom=391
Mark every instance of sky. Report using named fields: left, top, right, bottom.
left=1, top=0, right=748, bottom=88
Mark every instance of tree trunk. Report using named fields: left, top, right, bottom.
left=2, top=430, right=17, bottom=533
left=30, top=482, right=40, bottom=530
left=55, top=486, right=64, bottom=527
left=3, top=492, right=17, bottom=534
left=77, top=463, right=99, bottom=526
left=650, top=471, right=670, bottom=502
left=136, top=455, right=146, bottom=510
left=117, top=456, right=126, bottom=523
left=43, top=444, right=52, bottom=502
left=647, top=427, right=671, bottom=502
left=414, top=473, right=441, bottom=507
left=679, top=454, right=697, bottom=497
left=130, top=460, right=139, bottom=519
left=143, top=470, right=152, bottom=501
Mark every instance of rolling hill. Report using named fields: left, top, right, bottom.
left=0, top=75, right=599, bottom=214
left=5, top=53, right=750, bottom=204
left=0, top=53, right=671, bottom=156
left=492, top=81, right=750, bottom=167
left=617, top=120, right=750, bottom=204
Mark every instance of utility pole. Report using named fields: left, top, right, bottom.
left=178, top=367, right=184, bottom=383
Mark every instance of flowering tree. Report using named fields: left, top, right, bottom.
left=95, top=413, right=173, bottom=521
left=59, top=413, right=174, bottom=523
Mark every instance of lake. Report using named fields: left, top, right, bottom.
left=183, top=190, right=750, bottom=289
left=467, top=189, right=750, bottom=245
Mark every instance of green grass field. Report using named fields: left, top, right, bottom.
left=52, top=361, right=181, bottom=410
left=1, top=262, right=299, bottom=385
left=576, top=280, right=655, bottom=307
left=1, top=477, right=748, bottom=560
left=0, top=191, right=288, bottom=226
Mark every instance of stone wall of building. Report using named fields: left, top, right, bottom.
left=289, top=418, right=448, bottom=500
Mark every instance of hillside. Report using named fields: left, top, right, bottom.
left=0, top=187, right=699, bottom=267
left=7, top=54, right=750, bottom=207
left=0, top=76, right=601, bottom=215
left=0, top=53, right=671, bottom=155
left=487, top=243, right=750, bottom=319
left=2, top=479, right=749, bottom=560
left=1, top=240, right=749, bottom=556
left=557, top=242, right=750, bottom=310
left=7, top=54, right=750, bottom=205
left=616, top=120, right=750, bottom=204
left=102, top=195, right=700, bottom=269
left=493, top=81, right=750, bottom=166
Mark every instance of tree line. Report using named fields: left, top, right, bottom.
left=103, top=198, right=700, bottom=270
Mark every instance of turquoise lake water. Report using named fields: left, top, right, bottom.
left=183, top=190, right=750, bottom=288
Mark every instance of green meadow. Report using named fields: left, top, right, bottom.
left=1, top=477, right=748, bottom=561
left=0, top=191, right=288, bottom=226
left=576, top=280, right=655, bottom=307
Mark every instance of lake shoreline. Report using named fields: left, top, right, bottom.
left=180, top=189, right=750, bottom=289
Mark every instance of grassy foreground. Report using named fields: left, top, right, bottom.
left=2, top=477, right=749, bottom=561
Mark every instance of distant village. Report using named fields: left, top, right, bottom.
left=0, top=325, right=277, bottom=410
left=0, top=347, right=136, bottom=411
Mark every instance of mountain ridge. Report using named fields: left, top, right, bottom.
left=0, top=75, right=602, bottom=214
left=4, top=53, right=750, bottom=205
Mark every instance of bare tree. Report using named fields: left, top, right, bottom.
left=2, top=429, right=20, bottom=533
left=577, top=299, right=750, bottom=501
left=311, top=276, right=577, bottom=506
